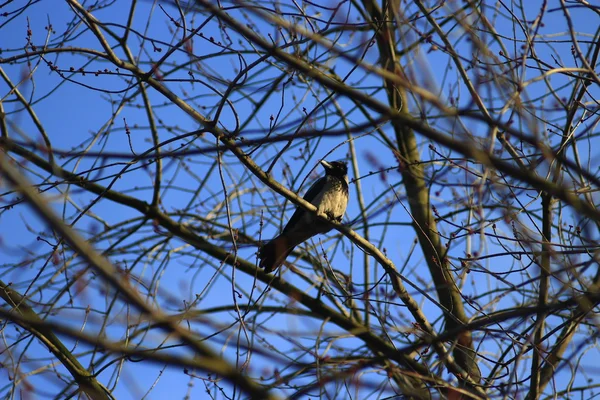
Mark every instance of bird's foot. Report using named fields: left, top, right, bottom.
left=324, top=211, right=342, bottom=223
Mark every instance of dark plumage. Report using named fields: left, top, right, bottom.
left=259, top=160, right=349, bottom=273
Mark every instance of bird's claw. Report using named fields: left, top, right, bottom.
left=324, top=211, right=342, bottom=223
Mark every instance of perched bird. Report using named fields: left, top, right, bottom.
left=259, top=160, right=349, bottom=273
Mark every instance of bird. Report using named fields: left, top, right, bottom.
left=259, top=160, right=349, bottom=273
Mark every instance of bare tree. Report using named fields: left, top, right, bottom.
left=1, top=1, right=599, bottom=399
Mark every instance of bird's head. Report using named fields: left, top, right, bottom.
left=320, top=160, right=348, bottom=178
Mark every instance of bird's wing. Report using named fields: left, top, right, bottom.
left=282, top=177, right=327, bottom=234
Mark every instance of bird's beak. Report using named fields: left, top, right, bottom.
left=320, top=160, right=333, bottom=170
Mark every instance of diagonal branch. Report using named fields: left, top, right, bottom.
left=0, top=281, right=111, bottom=400
left=0, top=151, right=280, bottom=400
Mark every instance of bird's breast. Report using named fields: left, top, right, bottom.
left=309, top=177, right=348, bottom=220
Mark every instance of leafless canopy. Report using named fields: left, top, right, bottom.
left=1, top=1, right=599, bottom=399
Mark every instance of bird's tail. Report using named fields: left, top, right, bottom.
left=259, top=235, right=295, bottom=273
